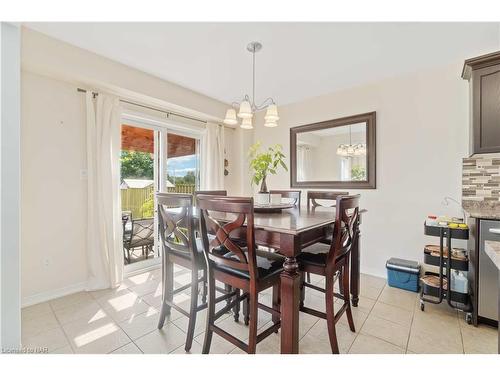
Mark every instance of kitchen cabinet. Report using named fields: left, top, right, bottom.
left=462, top=51, right=500, bottom=155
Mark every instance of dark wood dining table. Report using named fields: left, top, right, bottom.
left=182, top=205, right=365, bottom=354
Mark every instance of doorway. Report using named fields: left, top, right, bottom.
left=119, top=116, right=201, bottom=272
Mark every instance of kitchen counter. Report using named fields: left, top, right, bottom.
left=465, top=209, right=500, bottom=220
left=485, top=240, right=500, bottom=270
left=463, top=200, right=500, bottom=220
left=484, top=240, right=500, bottom=354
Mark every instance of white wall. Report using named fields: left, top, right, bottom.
left=223, top=127, right=255, bottom=196
left=21, top=72, right=88, bottom=303
left=20, top=29, right=240, bottom=305
left=253, top=62, right=469, bottom=278
left=1, top=22, right=21, bottom=349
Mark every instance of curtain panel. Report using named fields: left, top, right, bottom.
left=85, top=92, right=124, bottom=290
left=200, top=122, right=225, bottom=190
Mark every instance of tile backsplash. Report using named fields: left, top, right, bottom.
left=462, top=154, right=500, bottom=203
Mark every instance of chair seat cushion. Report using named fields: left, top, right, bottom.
left=297, top=242, right=331, bottom=267
left=214, top=249, right=284, bottom=280
left=320, top=234, right=333, bottom=244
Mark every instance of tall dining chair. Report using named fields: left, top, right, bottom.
left=304, top=191, right=350, bottom=283
left=156, top=193, right=235, bottom=352
left=197, top=196, right=283, bottom=354
left=194, top=190, right=239, bottom=311
left=306, top=190, right=349, bottom=211
left=269, top=190, right=302, bottom=207
left=298, top=195, right=360, bottom=353
left=194, top=190, right=227, bottom=203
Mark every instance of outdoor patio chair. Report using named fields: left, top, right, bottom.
left=123, top=217, right=155, bottom=264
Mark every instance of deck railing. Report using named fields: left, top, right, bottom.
left=121, top=184, right=196, bottom=218
left=167, top=184, right=196, bottom=194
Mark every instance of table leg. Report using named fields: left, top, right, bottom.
left=350, top=226, right=361, bottom=307
left=280, top=256, right=300, bottom=354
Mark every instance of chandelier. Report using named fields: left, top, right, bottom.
left=336, top=125, right=367, bottom=157
left=223, top=42, right=279, bottom=129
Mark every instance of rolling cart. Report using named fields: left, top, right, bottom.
left=420, top=223, right=473, bottom=324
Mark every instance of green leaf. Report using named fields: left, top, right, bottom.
left=248, top=141, right=288, bottom=184
left=280, top=160, right=288, bottom=171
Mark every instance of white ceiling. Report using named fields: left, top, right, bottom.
left=25, top=22, right=500, bottom=105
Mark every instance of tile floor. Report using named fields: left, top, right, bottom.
left=21, top=267, right=498, bottom=354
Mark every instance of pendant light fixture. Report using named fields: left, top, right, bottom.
left=336, top=125, right=367, bottom=157
left=223, top=42, right=279, bottom=129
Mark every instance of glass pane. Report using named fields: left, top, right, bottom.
left=120, top=124, right=156, bottom=265
left=165, top=132, right=199, bottom=194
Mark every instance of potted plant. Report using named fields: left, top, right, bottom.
left=248, top=142, right=288, bottom=204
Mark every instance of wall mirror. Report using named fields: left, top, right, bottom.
left=290, top=112, right=376, bottom=189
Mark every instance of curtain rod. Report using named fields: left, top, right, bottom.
left=77, top=88, right=235, bottom=130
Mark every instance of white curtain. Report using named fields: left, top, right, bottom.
left=200, top=122, right=225, bottom=190
left=85, top=92, right=123, bottom=290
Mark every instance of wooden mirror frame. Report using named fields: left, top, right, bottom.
left=290, top=111, right=376, bottom=189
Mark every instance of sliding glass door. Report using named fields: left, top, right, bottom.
left=119, top=114, right=202, bottom=272
left=120, top=123, right=159, bottom=269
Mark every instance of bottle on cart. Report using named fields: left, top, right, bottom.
left=450, top=270, right=468, bottom=293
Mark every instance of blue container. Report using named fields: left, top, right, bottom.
left=386, top=258, right=420, bottom=292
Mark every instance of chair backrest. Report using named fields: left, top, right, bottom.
left=157, top=193, right=196, bottom=261
left=193, top=190, right=227, bottom=206
left=197, top=196, right=258, bottom=280
left=327, top=195, right=360, bottom=269
left=269, top=190, right=301, bottom=207
left=307, top=190, right=349, bottom=210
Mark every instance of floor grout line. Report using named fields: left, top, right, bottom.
left=403, top=296, right=417, bottom=353
left=130, top=341, right=144, bottom=354
left=347, top=287, right=382, bottom=353
left=458, top=310, right=466, bottom=354
left=46, top=298, right=74, bottom=353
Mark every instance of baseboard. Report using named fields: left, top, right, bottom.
left=124, top=260, right=161, bottom=278
left=124, top=263, right=161, bottom=278
left=21, top=281, right=87, bottom=308
left=360, top=266, right=387, bottom=280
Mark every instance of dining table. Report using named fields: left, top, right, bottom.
left=177, top=204, right=365, bottom=354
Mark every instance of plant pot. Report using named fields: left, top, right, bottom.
left=270, top=194, right=282, bottom=205
left=256, top=193, right=270, bottom=205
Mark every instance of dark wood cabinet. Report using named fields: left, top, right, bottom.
left=462, top=51, right=500, bottom=155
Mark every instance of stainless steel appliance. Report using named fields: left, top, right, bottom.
left=479, top=220, right=500, bottom=322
